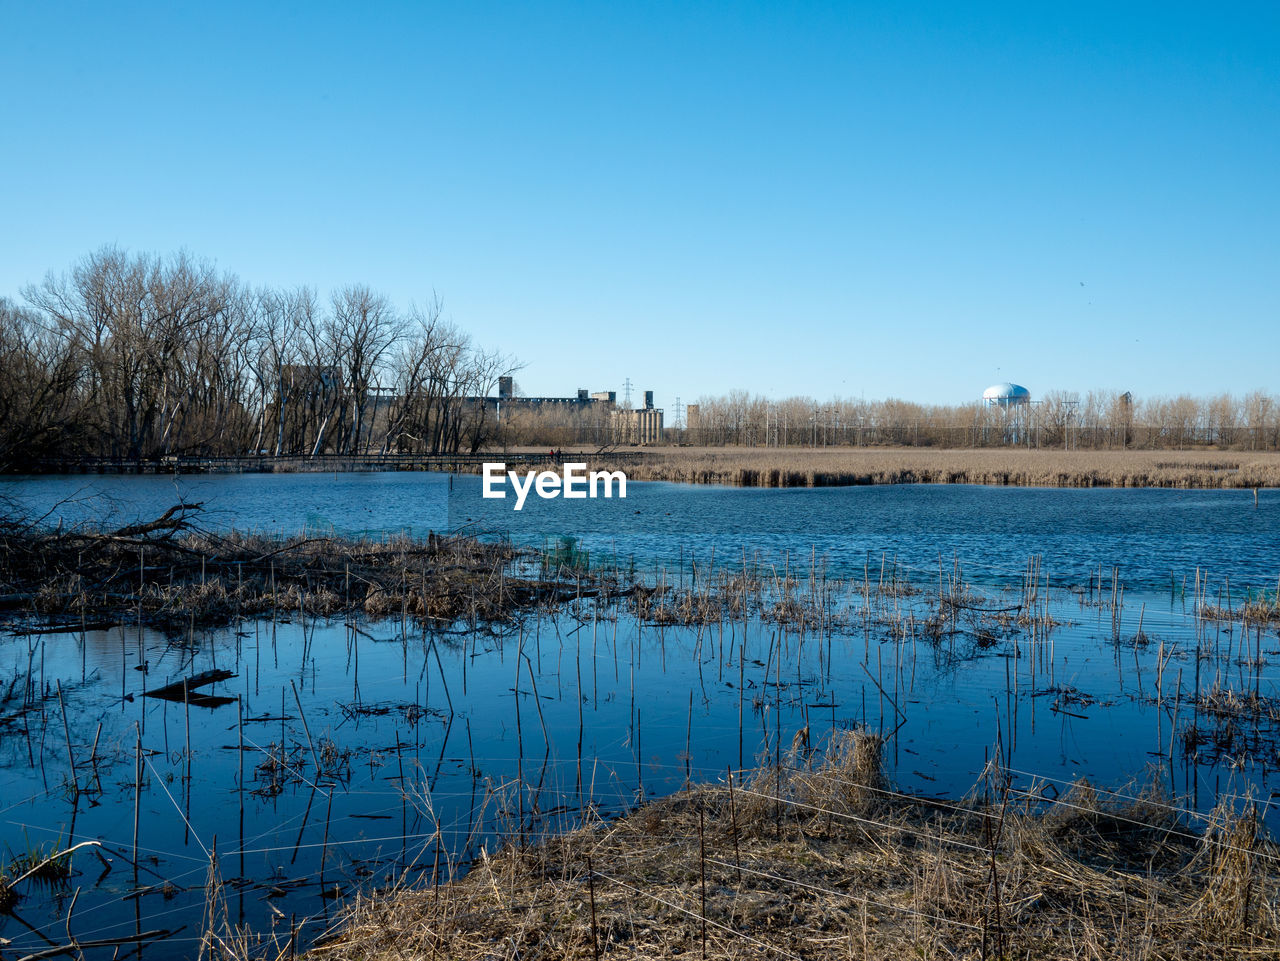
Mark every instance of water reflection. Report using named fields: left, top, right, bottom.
left=1, top=475, right=1278, bottom=956
left=2, top=567, right=1277, bottom=957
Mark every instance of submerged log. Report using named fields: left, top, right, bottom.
left=144, top=669, right=237, bottom=707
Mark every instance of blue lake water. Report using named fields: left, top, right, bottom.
left=1, top=472, right=1278, bottom=958
left=4, top=471, right=1278, bottom=591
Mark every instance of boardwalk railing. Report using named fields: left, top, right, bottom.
left=27, top=451, right=648, bottom=475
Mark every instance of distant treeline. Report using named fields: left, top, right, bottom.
left=5, top=248, right=1278, bottom=469
left=0, top=247, right=519, bottom=470
left=680, top=390, right=1280, bottom=450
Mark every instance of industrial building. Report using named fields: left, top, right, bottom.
left=479, top=378, right=664, bottom=444
left=611, top=393, right=664, bottom=444
left=490, top=376, right=609, bottom=411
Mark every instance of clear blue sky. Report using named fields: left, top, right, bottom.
left=2, top=1, right=1276, bottom=408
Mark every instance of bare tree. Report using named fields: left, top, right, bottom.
left=328, top=284, right=403, bottom=454
left=1038, top=391, right=1080, bottom=448
left=385, top=298, right=464, bottom=453
left=458, top=347, right=522, bottom=453
left=1244, top=389, right=1276, bottom=450
left=0, top=298, right=85, bottom=468
left=24, top=247, right=242, bottom=462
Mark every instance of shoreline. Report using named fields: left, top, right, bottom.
left=305, top=733, right=1280, bottom=961
left=603, top=447, right=1280, bottom=490
left=9, top=447, right=1280, bottom=489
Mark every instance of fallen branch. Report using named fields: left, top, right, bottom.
left=16, top=927, right=176, bottom=961
left=9, top=841, right=102, bottom=888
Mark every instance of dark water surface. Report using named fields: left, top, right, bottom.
left=1, top=473, right=1279, bottom=958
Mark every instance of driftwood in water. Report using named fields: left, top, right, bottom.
left=144, top=669, right=236, bottom=707
left=12, top=928, right=175, bottom=961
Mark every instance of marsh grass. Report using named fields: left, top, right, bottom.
left=598, top=447, right=1280, bottom=489
left=295, top=731, right=1280, bottom=960
left=0, top=833, right=86, bottom=914
left=0, top=508, right=597, bottom=631
left=1200, top=600, right=1280, bottom=625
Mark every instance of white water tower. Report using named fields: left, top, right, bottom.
left=982, top=383, right=1031, bottom=408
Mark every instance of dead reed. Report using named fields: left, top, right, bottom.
left=586, top=447, right=1280, bottom=489
left=0, top=505, right=596, bottom=631
left=306, top=732, right=1280, bottom=960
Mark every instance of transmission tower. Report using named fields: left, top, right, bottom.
left=623, top=377, right=633, bottom=409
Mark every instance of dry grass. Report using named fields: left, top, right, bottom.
left=1200, top=600, right=1280, bottom=625
left=0, top=507, right=597, bottom=631
left=587, top=446, right=1280, bottom=489
left=306, top=733, right=1280, bottom=960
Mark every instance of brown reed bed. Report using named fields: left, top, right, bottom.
left=0, top=504, right=601, bottom=631
left=305, top=732, right=1280, bottom=960
left=1200, top=600, right=1280, bottom=626
left=585, top=446, right=1280, bottom=489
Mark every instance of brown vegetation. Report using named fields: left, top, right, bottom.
left=605, top=446, right=1280, bottom=488
left=0, top=504, right=597, bottom=631
left=309, top=733, right=1280, bottom=960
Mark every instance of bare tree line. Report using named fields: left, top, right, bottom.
left=683, top=389, right=1280, bottom=450
left=0, top=247, right=519, bottom=469
left=4, top=247, right=1276, bottom=467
